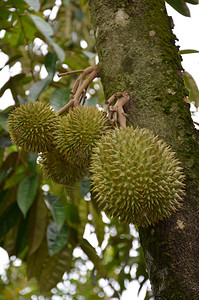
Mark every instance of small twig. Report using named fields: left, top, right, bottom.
left=57, top=65, right=99, bottom=115
left=105, top=92, right=131, bottom=128
left=57, top=70, right=84, bottom=77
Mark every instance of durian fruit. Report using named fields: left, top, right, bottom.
left=7, top=101, right=59, bottom=152
left=39, top=150, right=88, bottom=185
left=90, top=127, right=185, bottom=227
left=55, top=106, right=111, bottom=167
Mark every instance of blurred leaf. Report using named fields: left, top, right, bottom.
left=180, top=49, right=199, bottom=54
left=0, top=201, right=21, bottom=238
left=50, top=88, right=70, bottom=111
left=44, top=51, right=57, bottom=75
left=27, top=239, right=49, bottom=280
left=0, top=111, right=9, bottom=132
left=63, top=0, right=70, bottom=6
left=27, top=152, right=38, bottom=174
left=27, top=77, right=51, bottom=102
left=185, top=0, right=198, bottom=4
left=166, top=0, right=190, bottom=17
left=0, top=169, right=10, bottom=185
left=78, top=198, right=88, bottom=239
left=183, top=71, right=199, bottom=107
left=28, top=52, right=57, bottom=102
left=80, top=176, right=90, bottom=198
left=17, top=174, right=39, bottom=217
left=45, top=193, right=65, bottom=232
left=0, top=74, right=26, bottom=99
left=16, top=215, right=29, bottom=257
left=65, top=202, right=80, bottom=224
left=0, top=136, right=12, bottom=148
left=24, top=0, right=40, bottom=12
left=29, top=14, right=53, bottom=38
left=28, top=191, right=48, bottom=256
left=4, top=165, right=26, bottom=189
left=47, top=222, right=69, bottom=256
left=52, top=41, right=65, bottom=62
left=38, top=243, right=72, bottom=293
left=0, top=189, right=9, bottom=209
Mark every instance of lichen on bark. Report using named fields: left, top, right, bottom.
left=89, top=0, right=199, bottom=299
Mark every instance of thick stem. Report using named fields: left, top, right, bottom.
left=89, top=0, right=199, bottom=299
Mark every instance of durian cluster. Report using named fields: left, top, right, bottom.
left=7, top=102, right=110, bottom=185
left=8, top=101, right=185, bottom=226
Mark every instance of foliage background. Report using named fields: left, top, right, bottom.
left=0, top=0, right=198, bottom=299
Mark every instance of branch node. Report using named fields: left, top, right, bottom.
left=105, top=92, right=131, bottom=128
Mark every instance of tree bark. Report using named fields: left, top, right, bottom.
left=89, top=0, right=199, bottom=299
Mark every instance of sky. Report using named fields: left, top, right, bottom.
left=0, top=2, right=199, bottom=300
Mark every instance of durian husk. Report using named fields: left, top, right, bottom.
left=39, top=150, right=88, bottom=185
left=55, top=106, right=111, bottom=167
left=90, top=127, right=185, bottom=227
left=7, top=101, right=59, bottom=152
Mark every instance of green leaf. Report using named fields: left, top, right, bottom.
left=27, top=52, right=56, bottom=102
left=80, top=176, right=90, bottom=198
left=27, top=77, right=51, bottom=102
left=185, top=0, right=198, bottom=4
left=45, top=193, right=65, bottom=232
left=0, top=189, right=9, bottom=209
left=180, top=49, right=199, bottom=54
left=44, top=52, right=57, bottom=75
left=65, top=202, right=80, bottom=224
left=24, top=0, right=40, bottom=12
left=27, top=153, right=38, bottom=174
left=166, top=0, right=190, bottom=17
left=0, top=136, right=12, bottom=148
left=52, top=41, right=65, bottom=62
left=0, top=169, right=10, bottom=185
left=0, top=111, right=9, bottom=132
left=29, top=14, right=53, bottom=39
left=17, top=174, right=39, bottom=217
left=78, top=198, right=88, bottom=239
left=28, top=191, right=48, bottom=255
left=50, top=88, right=70, bottom=111
left=27, top=237, right=72, bottom=292
left=16, top=216, right=29, bottom=257
left=4, top=165, right=26, bottom=189
left=0, top=201, right=21, bottom=238
left=183, top=71, right=199, bottom=107
left=47, top=222, right=69, bottom=256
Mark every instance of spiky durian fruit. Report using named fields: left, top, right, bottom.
left=39, top=150, right=88, bottom=185
left=55, top=106, right=111, bottom=167
left=7, top=101, right=59, bottom=152
left=90, top=127, right=185, bottom=227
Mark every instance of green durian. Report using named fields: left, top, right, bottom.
left=39, top=150, right=88, bottom=185
left=55, top=106, right=111, bottom=167
left=90, top=127, right=185, bottom=227
left=7, top=101, right=59, bottom=152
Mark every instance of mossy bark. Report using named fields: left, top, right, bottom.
left=89, top=0, right=199, bottom=299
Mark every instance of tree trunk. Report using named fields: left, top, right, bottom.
left=89, top=0, right=199, bottom=299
